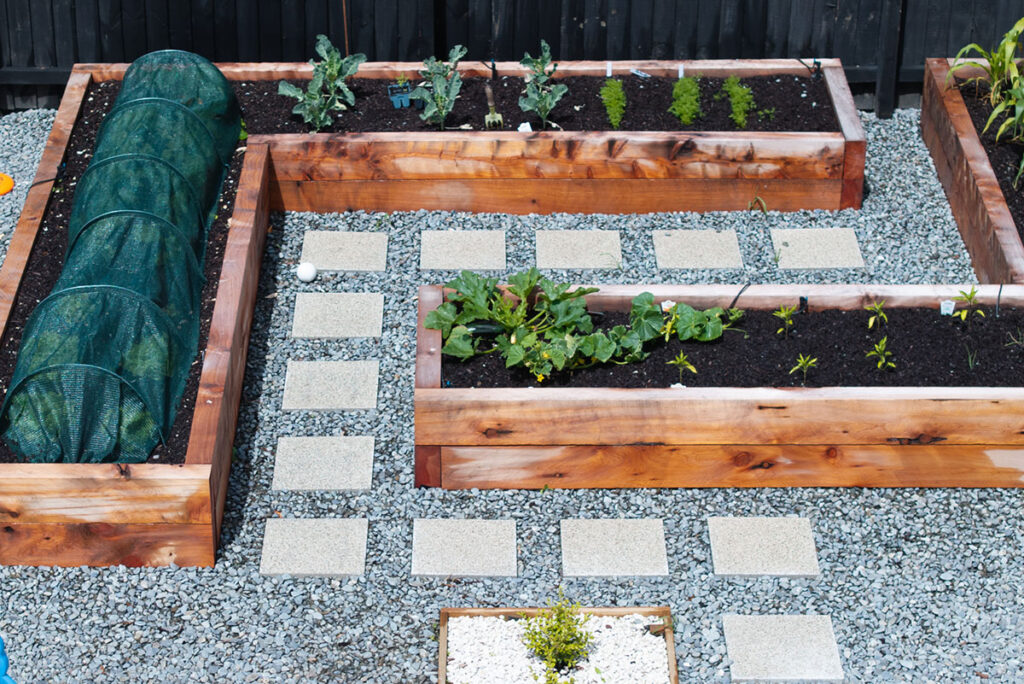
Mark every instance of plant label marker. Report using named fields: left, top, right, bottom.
left=517, top=122, right=533, bottom=132
left=606, top=61, right=612, bottom=77
left=678, top=64, right=684, bottom=79
left=630, top=69, right=652, bottom=79
left=940, top=299, right=956, bottom=316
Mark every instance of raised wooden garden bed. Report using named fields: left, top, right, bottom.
left=0, top=66, right=271, bottom=567
left=438, top=606, right=678, bottom=684
left=921, top=58, right=1024, bottom=284
left=415, top=283, right=1024, bottom=489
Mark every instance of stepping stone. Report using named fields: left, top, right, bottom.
left=722, top=614, right=844, bottom=682
left=290, top=292, right=384, bottom=339
left=560, top=519, right=669, bottom=577
left=770, top=228, right=864, bottom=269
left=300, top=231, right=389, bottom=271
left=536, top=230, right=622, bottom=269
left=653, top=229, right=743, bottom=269
left=420, top=230, right=506, bottom=270
left=411, top=519, right=517, bottom=577
left=708, top=517, right=820, bottom=577
left=259, top=518, right=368, bottom=577
left=281, top=360, right=379, bottom=410
left=272, top=436, right=374, bottom=491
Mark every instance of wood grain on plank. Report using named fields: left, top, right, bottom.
left=0, top=463, right=212, bottom=524
left=415, top=386, right=1024, bottom=447
left=0, top=522, right=215, bottom=567
left=823, top=64, right=866, bottom=209
left=440, top=444, right=1024, bottom=488
left=416, top=286, right=443, bottom=390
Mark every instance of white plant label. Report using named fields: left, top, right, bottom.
left=517, top=122, right=532, bottom=132
left=606, top=61, right=612, bottom=77
left=940, top=299, right=956, bottom=316
left=678, top=64, right=684, bottom=78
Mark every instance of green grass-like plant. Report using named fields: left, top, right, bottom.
left=521, top=590, right=593, bottom=684
left=278, top=35, right=366, bottom=132
left=519, top=40, right=568, bottom=129
left=949, top=17, right=1024, bottom=107
left=410, top=45, right=468, bottom=130
left=668, top=76, right=702, bottom=125
left=600, top=78, right=626, bottom=129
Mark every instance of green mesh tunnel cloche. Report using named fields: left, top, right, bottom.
left=1, top=50, right=240, bottom=463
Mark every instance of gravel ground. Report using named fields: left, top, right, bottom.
left=0, top=109, right=56, bottom=267
left=2, top=109, right=1021, bottom=683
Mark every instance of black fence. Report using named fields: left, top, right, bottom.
left=2, top=0, right=1024, bottom=113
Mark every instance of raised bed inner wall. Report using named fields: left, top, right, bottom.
left=921, top=58, right=1024, bottom=284
left=0, top=66, right=271, bottom=567
left=437, top=606, right=678, bottom=684
left=415, top=284, right=1024, bottom=490
left=66, top=58, right=865, bottom=215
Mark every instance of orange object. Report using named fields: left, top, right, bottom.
left=0, top=173, right=13, bottom=196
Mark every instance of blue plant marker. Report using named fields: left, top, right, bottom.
left=0, top=635, right=16, bottom=684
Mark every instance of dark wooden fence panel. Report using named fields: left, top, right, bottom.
left=4, top=0, right=1024, bottom=110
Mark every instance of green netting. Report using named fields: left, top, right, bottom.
left=1, top=50, right=240, bottom=463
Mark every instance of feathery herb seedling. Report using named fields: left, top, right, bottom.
left=865, top=300, right=888, bottom=330
left=521, top=589, right=592, bottom=684
left=600, top=78, right=626, bottom=129
left=519, top=40, right=568, bottom=129
left=773, top=304, right=797, bottom=338
left=866, top=336, right=895, bottom=370
left=668, top=76, right=702, bottom=124
left=667, top=351, right=697, bottom=381
left=715, top=75, right=755, bottom=128
left=952, top=286, right=986, bottom=326
left=789, top=353, right=818, bottom=385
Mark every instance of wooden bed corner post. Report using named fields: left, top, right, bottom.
left=414, top=285, right=443, bottom=487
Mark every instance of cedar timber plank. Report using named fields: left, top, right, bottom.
left=921, top=58, right=1024, bottom=284
left=0, top=522, right=215, bottom=567
left=438, top=606, right=677, bottom=684
left=414, top=286, right=443, bottom=487
left=823, top=65, right=866, bottom=209
left=440, top=444, right=1024, bottom=488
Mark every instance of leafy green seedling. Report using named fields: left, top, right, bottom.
left=952, top=286, right=986, bottom=326
left=278, top=35, right=366, bottom=132
left=521, top=589, right=592, bottom=684
left=865, top=299, right=887, bottom=330
left=410, top=45, right=468, bottom=130
left=667, top=351, right=697, bottom=382
left=773, top=304, right=797, bottom=338
left=789, top=353, right=818, bottom=385
left=715, top=75, right=755, bottom=128
left=600, top=78, right=626, bottom=129
left=519, top=40, right=568, bottom=129
left=866, top=336, right=895, bottom=370
left=668, top=76, right=701, bottom=124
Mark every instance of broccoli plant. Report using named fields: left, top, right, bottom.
left=410, top=45, right=468, bottom=130
left=278, top=34, right=366, bottom=131
left=519, top=40, right=568, bottom=129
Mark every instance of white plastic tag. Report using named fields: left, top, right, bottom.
left=517, top=122, right=532, bottom=132
left=606, top=61, right=612, bottom=77
left=940, top=299, right=955, bottom=316
left=678, top=64, right=684, bottom=79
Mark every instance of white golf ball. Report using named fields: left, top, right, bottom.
left=296, top=262, right=318, bottom=282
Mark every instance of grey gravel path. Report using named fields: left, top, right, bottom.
left=1, top=109, right=1021, bottom=683
left=0, top=109, right=56, bottom=268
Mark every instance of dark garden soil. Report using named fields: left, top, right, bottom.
left=235, top=73, right=838, bottom=134
left=443, top=307, right=1024, bottom=389
left=0, top=79, right=239, bottom=465
left=958, top=80, right=1024, bottom=247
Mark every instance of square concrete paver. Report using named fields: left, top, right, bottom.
left=723, top=614, right=844, bottom=682
left=536, top=230, right=622, bottom=269
left=281, top=360, right=379, bottom=410
left=260, top=518, right=368, bottom=577
left=411, top=519, right=517, bottom=577
left=653, top=229, right=743, bottom=269
left=770, top=228, right=864, bottom=269
left=420, top=230, right=506, bottom=270
left=708, top=517, right=820, bottom=577
left=300, top=231, right=389, bottom=271
left=272, top=436, right=374, bottom=491
left=291, top=292, right=384, bottom=339
left=560, top=519, right=669, bottom=577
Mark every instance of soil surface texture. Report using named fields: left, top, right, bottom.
left=443, top=306, right=1024, bottom=388
left=235, top=73, right=839, bottom=134
left=959, top=81, right=1024, bottom=247
left=0, top=79, right=238, bottom=464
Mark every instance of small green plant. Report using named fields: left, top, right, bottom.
left=866, top=336, right=895, bottom=371
left=278, top=35, right=366, bottom=132
left=600, top=78, right=626, bottom=129
left=667, top=351, right=697, bottom=381
left=668, top=76, right=702, bottom=124
left=519, top=40, right=568, bottom=129
left=773, top=304, right=797, bottom=338
left=949, top=17, right=1024, bottom=107
left=965, top=343, right=979, bottom=370
left=748, top=195, right=767, bottom=213
left=716, top=75, right=755, bottom=128
left=952, top=286, right=986, bottom=326
left=410, top=44, right=468, bottom=130
left=757, top=106, right=776, bottom=120
left=521, top=590, right=593, bottom=684
left=789, top=353, right=818, bottom=385
left=395, top=71, right=409, bottom=87
left=1006, top=327, right=1024, bottom=347
left=865, top=300, right=888, bottom=330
